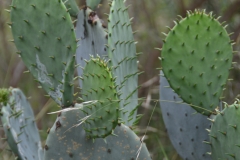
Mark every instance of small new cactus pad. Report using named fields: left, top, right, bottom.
left=108, top=0, right=139, bottom=125
left=76, top=7, right=108, bottom=88
left=160, top=72, right=211, bottom=160
left=161, top=10, right=233, bottom=115
left=11, top=0, right=77, bottom=107
left=0, top=88, right=10, bottom=105
left=43, top=107, right=151, bottom=160
left=0, top=88, right=42, bottom=160
left=65, top=0, right=80, bottom=17
left=81, top=58, right=119, bottom=138
left=209, top=102, right=240, bottom=159
left=86, top=0, right=101, bottom=10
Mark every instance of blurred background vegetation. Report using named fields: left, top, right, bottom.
left=1, top=0, right=240, bottom=159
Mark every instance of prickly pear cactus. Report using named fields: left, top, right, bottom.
left=81, top=58, right=119, bottom=138
left=0, top=88, right=42, bottom=160
left=86, top=0, right=101, bottom=10
left=43, top=106, right=151, bottom=160
left=108, top=0, right=139, bottom=125
left=209, top=102, right=240, bottom=159
left=76, top=7, right=108, bottom=88
left=10, top=0, right=77, bottom=107
left=161, top=10, right=233, bottom=115
left=160, top=72, right=212, bottom=160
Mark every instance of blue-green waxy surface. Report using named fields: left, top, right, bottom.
left=160, top=72, right=211, bottom=160
left=108, top=0, right=139, bottom=125
left=76, top=7, right=108, bottom=88
left=43, top=106, right=151, bottom=160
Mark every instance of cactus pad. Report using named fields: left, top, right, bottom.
left=76, top=7, right=108, bottom=88
left=108, top=0, right=138, bottom=125
left=160, top=72, right=211, bottom=160
left=210, top=102, right=240, bottom=159
left=64, top=0, right=79, bottom=17
left=81, top=58, right=119, bottom=138
left=86, top=0, right=101, bottom=10
left=11, top=0, right=76, bottom=107
left=161, top=10, right=232, bottom=115
left=43, top=107, right=151, bottom=160
left=1, top=107, right=20, bottom=157
left=0, top=88, right=42, bottom=160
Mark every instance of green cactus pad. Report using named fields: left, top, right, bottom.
left=76, top=7, right=108, bottom=88
left=82, top=58, right=119, bottom=138
left=108, top=0, right=139, bottom=125
left=64, top=0, right=79, bottom=17
left=11, top=0, right=76, bottom=107
left=43, top=107, right=151, bottom=160
left=209, top=102, right=240, bottom=159
left=86, top=0, right=101, bottom=10
left=161, top=10, right=233, bottom=115
left=0, top=88, right=42, bottom=160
